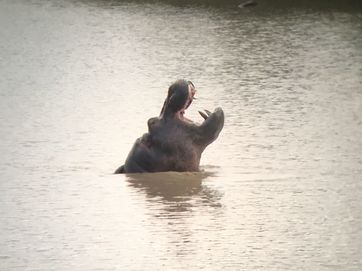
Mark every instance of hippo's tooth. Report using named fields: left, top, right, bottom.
left=205, top=109, right=211, bottom=116
left=198, top=110, right=208, bottom=120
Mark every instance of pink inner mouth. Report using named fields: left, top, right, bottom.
left=179, top=85, right=196, bottom=122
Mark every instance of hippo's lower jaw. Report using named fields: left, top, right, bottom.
left=115, top=80, right=224, bottom=174
left=196, top=107, right=224, bottom=148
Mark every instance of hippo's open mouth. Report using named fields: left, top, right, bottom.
left=179, top=82, right=212, bottom=124
left=179, top=82, right=197, bottom=123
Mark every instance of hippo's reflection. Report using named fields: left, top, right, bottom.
left=125, top=171, right=223, bottom=213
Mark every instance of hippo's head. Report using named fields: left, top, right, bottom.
left=157, top=79, right=224, bottom=150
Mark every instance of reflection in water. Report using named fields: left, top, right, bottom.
left=126, top=172, right=223, bottom=213
left=125, top=172, right=224, bottom=260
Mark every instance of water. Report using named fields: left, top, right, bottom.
left=1, top=0, right=362, bottom=270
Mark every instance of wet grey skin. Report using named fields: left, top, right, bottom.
left=115, top=79, right=224, bottom=173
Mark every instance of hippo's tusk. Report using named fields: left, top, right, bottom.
left=198, top=110, right=208, bottom=120
left=205, top=109, right=211, bottom=116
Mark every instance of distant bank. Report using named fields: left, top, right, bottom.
left=80, top=0, right=362, bottom=11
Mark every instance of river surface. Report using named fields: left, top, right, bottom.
left=1, top=0, right=362, bottom=270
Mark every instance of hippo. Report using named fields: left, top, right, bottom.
left=115, top=79, right=224, bottom=173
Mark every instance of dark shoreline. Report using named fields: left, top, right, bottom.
left=74, top=0, right=362, bottom=11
